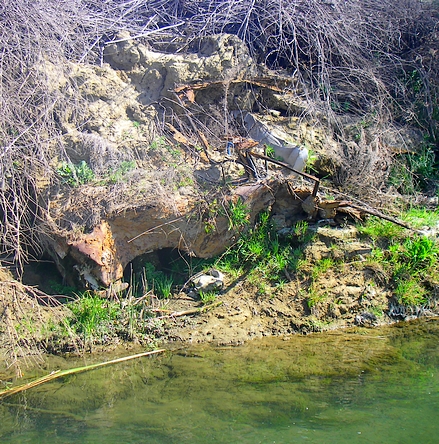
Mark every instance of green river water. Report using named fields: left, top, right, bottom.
left=1, top=319, right=439, bottom=443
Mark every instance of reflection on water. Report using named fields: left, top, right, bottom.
left=1, top=319, right=439, bottom=443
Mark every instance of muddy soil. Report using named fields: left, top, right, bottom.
left=0, top=222, right=436, bottom=373
left=159, top=224, right=405, bottom=346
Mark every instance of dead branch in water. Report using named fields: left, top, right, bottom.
left=0, top=349, right=166, bottom=400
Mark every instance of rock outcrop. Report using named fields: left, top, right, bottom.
left=42, top=179, right=289, bottom=289
left=38, top=32, right=424, bottom=290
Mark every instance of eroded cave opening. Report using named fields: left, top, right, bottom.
left=21, top=258, right=77, bottom=298
left=123, top=247, right=208, bottom=298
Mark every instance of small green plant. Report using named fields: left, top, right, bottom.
left=401, top=236, right=438, bottom=270
left=227, top=199, right=250, bottom=230
left=75, top=160, right=95, bottom=184
left=311, top=258, right=334, bottom=280
left=214, top=210, right=301, bottom=285
left=408, top=69, right=423, bottom=94
left=149, top=136, right=167, bottom=151
left=177, top=174, right=194, bottom=188
left=306, top=285, right=328, bottom=308
left=204, top=220, right=216, bottom=234
left=57, top=160, right=94, bottom=186
left=266, top=145, right=276, bottom=157
left=142, top=262, right=174, bottom=299
left=199, top=290, right=217, bottom=304
left=108, top=160, right=136, bottom=184
left=293, top=220, right=315, bottom=244
left=48, top=280, right=76, bottom=296
left=394, top=278, right=427, bottom=307
left=265, top=144, right=283, bottom=161
left=155, top=275, right=174, bottom=299
left=166, top=145, right=182, bottom=159
left=305, top=149, right=318, bottom=174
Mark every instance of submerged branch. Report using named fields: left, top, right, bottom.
left=0, top=349, right=166, bottom=400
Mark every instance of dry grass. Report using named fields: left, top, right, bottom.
left=0, top=268, right=69, bottom=377
left=1, top=0, right=437, bottom=273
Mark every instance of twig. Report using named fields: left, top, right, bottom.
left=127, top=217, right=184, bottom=243
left=156, top=300, right=223, bottom=319
left=247, top=150, right=321, bottom=196
left=104, top=22, right=186, bottom=45
left=338, top=202, right=415, bottom=231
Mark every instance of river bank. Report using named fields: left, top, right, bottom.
left=1, top=208, right=438, bottom=379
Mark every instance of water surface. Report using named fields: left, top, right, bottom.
left=1, top=319, right=439, bottom=443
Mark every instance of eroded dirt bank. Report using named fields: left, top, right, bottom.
left=160, top=223, right=435, bottom=346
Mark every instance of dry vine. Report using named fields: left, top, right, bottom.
left=1, top=0, right=438, bottom=272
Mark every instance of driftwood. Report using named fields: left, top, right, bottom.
left=174, top=76, right=294, bottom=96
left=246, top=149, right=321, bottom=196
left=337, top=202, right=414, bottom=230
left=0, top=349, right=166, bottom=400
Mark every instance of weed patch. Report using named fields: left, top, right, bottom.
left=360, top=209, right=439, bottom=308
left=66, top=292, right=120, bottom=346
left=57, top=161, right=95, bottom=186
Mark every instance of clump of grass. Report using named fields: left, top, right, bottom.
left=107, top=160, right=136, bottom=184
left=394, top=278, right=427, bottom=307
left=402, top=207, right=439, bottom=229
left=311, top=258, right=335, bottom=280
left=199, top=290, right=217, bottom=304
left=142, top=262, right=174, bottom=299
left=401, top=236, right=438, bottom=270
left=343, top=207, right=439, bottom=310
left=66, top=292, right=120, bottom=346
left=226, top=199, right=250, bottom=230
left=358, top=216, right=404, bottom=244
left=307, top=286, right=328, bottom=309
left=148, top=136, right=168, bottom=151
left=213, top=211, right=311, bottom=289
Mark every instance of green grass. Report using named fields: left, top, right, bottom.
left=226, top=199, right=250, bottom=230
left=142, top=262, right=174, bottom=299
left=212, top=211, right=312, bottom=288
left=402, top=207, right=439, bottom=229
left=149, top=136, right=167, bottom=151
left=67, top=292, right=120, bottom=344
left=311, top=258, right=335, bottom=280
left=339, top=207, right=439, bottom=308
left=199, top=290, right=217, bottom=304
left=307, top=286, right=328, bottom=309
left=358, top=216, right=405, bottom=242
left=394, top=278, right=427, bottom=307
left=401, top=236, right=438, bottom=270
